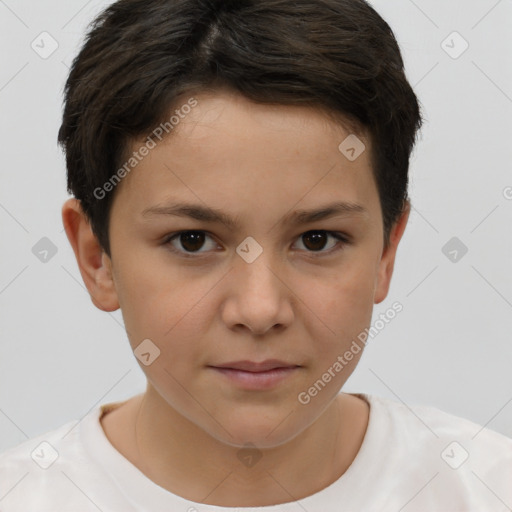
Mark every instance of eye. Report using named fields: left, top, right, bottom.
left=163, top=230, right=219, bottom=257
left=163, top=230, right=349, bottom=258
left=292, top=230, right=349, bottom=255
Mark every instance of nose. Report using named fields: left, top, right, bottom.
left=221, top=253, right=294, bottom=336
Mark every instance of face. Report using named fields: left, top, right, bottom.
left=85, top=90, right=406, bottom=448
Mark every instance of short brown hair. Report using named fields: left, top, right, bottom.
left=58, top=0, right=423, bottom=257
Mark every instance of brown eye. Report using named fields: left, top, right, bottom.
left=301, top=231, right=329, bottom=251
left=178, top=231, right=206, bottom=252
left=293, top=230, right=348, bottom=254
left=164, top=231, right=218, bottom=256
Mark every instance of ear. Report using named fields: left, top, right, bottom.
left=373, top=200, right=411, bottom=304
left=61, top=198, right=120, bottom=312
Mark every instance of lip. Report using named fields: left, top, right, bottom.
left=208, top=360, right=301, bottom=390
left=211, top=359, right=298, bottom=372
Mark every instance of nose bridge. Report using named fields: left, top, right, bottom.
left=223, top=237, right=293, bottom=334
left=234, top=236, right=283, bottom=299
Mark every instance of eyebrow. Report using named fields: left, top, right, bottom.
left=141, top=200, right=369, bottom=230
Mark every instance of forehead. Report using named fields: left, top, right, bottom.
left=170, top=89, right=365, bottom=148
left=110, top=90, right=377, bottom=221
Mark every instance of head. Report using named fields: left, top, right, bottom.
left=60, top=0, right=422, bottom=448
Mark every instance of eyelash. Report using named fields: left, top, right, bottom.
left=162, top=230, right=350, bottom=259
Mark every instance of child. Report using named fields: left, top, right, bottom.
left=1, top=0, right=510, bottom=510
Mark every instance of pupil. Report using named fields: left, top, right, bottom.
left=181, top=232, right=205, bottom=252
left=304, top=231, right=326, bottom=251
left=178, top=231, right=328, bottom=253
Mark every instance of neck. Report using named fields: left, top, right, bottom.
left=103, top=388, right=369, bottom=507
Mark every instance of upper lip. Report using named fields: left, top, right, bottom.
left=210, top=360, right=299, bottom=372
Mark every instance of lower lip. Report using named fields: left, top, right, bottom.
left=209, top=367, right=299, bottom=390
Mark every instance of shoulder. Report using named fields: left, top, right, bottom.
left=0, top=406, right=117, bottom=511
left=0, top=415, right=80, bottom=471
left=366, top=392, right=512, bottom=459
left=361, top=393, right=512, bottom=509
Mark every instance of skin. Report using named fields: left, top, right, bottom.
left=62, top=89, right=410, bottom=507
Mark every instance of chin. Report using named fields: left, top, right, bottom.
left=206, top=414, right=308, bottom=450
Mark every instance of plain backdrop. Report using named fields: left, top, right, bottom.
left=1, top=0, right=511, bottom=454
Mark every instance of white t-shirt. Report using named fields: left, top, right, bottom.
left=0, top=393, right=511, bottom=511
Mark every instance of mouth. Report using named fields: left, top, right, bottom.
left=207, top=360, right=301, bottom=390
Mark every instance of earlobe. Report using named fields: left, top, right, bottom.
left=373, top=201, right=411, bottom=305
left=61, top=198, right=120, bottom=312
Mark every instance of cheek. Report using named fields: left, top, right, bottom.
left=111, top=253, right=184, bottom=344
left=298, top=257, right=377, bottom=342
left=114, top=256, right=217, bottom=360
left=294, top=265, right=374, bottom=397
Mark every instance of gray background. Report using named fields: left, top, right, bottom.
left=1, top=0, right=511, bottom=454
